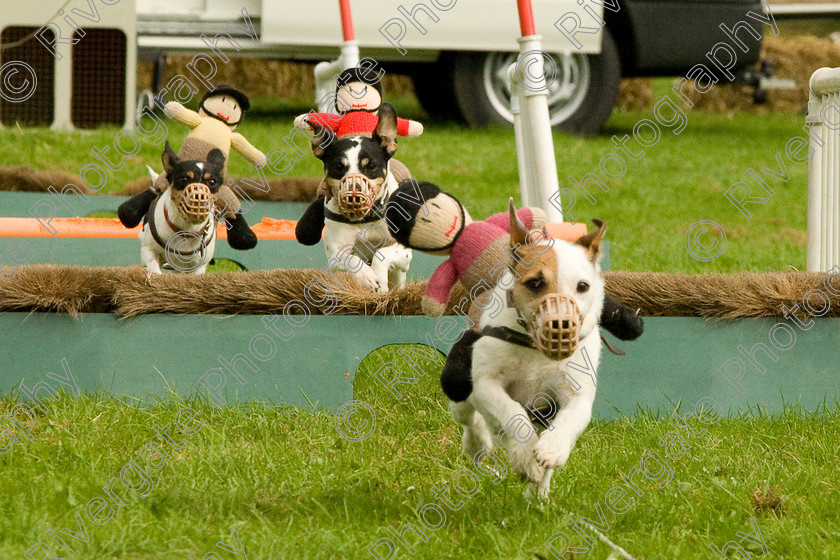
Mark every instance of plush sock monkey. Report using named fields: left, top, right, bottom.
left=383, top=180, right=644, bottom=401
left=294, top=67, right=423, bottom=246
left=118, top=85, right=266, bottom=250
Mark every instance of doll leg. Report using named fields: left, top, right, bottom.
left=294, top=196, right=326, bottom=246
left=440, top=329, right=482, bottom=402
left=215, top=185, right=257, bottom=250
left=600, top=295, right=644, bottom=341
left=118, top=173, right=166, bottom=228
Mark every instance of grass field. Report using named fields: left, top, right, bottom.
left=1, top=90, right=836, bottom=559
left=2, top=90, right=810, bottom=274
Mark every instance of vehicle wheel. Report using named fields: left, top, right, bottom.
left=410, top=54, right=464, bottom=121
left=451, top=29, right=621, bottom=135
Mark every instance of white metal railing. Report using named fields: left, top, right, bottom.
left=806, top=67, right=840, bottom=271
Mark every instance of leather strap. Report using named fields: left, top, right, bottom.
left=324, top=198, right=387, bottom=224
left=480, top=326, right=535, bottom=350
left=146, top=196, right=211, bottom=257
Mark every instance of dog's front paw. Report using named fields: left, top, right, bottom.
left=510, top=440, right=545, bottom=484
left=353, top=266, right=380, bottom=291
left=533, top=433, right=573, bottom=469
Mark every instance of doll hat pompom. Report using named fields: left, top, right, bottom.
left=201, top=85, right=251, bottom=112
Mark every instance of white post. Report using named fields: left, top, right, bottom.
left=806, top=67, right=840, bottom=272
left=508, top=64, right=531, bottom=206
left=513, top=36, right=563, bottom=222
left=314, top=41, right=360, bottom=113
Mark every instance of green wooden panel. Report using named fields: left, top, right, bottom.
left=0, top=191, right=309, bottom=220
left=1, top=314, right=838, bottom=417
left=0, top=237, right=446, bottom=278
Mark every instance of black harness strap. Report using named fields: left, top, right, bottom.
left=323, top=198, right=387, bottom=224
left=145, top=196, right=211, bottom=257
left=481, top=325, right=626, bottom=356
left=480, top=326, right=535, bottom=350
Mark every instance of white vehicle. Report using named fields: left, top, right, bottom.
left=137, top=0, right=763, bottom=133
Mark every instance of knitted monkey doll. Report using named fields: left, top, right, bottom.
left=118, top=85, right=266, bottom=250
left=384, top=180, right=644, bottom=402
left=294, top=67, right=423, bottom=246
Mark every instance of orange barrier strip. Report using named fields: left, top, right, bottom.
left=544, top=222, right=588, bottom=241
left=0, top=217, right=300, bottom=240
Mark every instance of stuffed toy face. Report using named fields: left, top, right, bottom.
left=199, top=94, right=244, bottom=129
left=335, top=80, right=382, bottom=113
left=386, top=181, right=472, bottom=256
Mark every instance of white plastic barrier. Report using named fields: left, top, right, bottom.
left=807, top=67, right=840, bottom=272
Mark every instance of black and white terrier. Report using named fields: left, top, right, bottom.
left=139, top=142, right=224, bottom=274
left=448, top=203, right=607, bottom=499
left=304, top=103, right=412, bottom=291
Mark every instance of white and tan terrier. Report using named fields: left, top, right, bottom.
left=449, top=201, right=606, bottom=498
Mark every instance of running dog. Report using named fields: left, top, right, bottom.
left=139, top=142, right=224, bottom=274
left=448, top=202, right=606, bottom=498
left=305, top=103, right=412, bottom=292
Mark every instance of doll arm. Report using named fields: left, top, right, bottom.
left=422, top=259, right=458, bottom=317
left=294, top=112, right=341, bottom=132
left=230, top=133, right=268, bottom=167
left=396, top=117, right=423, bottom=137
left=164, top=102, right=201, bottom=128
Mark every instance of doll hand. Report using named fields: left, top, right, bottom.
left=294, top=114, right=313, bottom=130
left=407, top=120, right=424, bottom=137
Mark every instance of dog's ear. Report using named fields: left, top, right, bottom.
left=575, top=219, right=607, bottom=262
left=206, top=148, right=226, bottom=170
left=162, top=141, right=179, bottom=175
left=509, top=198, right=528, bottom=248
left=306, top=118, right=330, bottom=159
left=373, top=103, right=398, bottom=157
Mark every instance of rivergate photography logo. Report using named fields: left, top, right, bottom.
left=0, top=60, right=38, bottom=103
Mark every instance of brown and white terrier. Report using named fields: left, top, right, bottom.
left=448, top=200, right=606, bottom=498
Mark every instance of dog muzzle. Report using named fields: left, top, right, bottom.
left=337, top=174, right=380, bottom=221
left=528, top=294, right=580, bottom=360
left=177, top=183, right=214, bottom=224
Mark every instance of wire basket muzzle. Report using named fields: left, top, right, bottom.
left=337, top=174, right=378, bottom=221
left=529, top=294, right=580, bottom=360
left=177, top=183, right=214, bottom=224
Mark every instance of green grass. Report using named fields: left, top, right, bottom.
left=0, top=349, right=837, bottom=559
left=1, top=90, right=810, bottom=274
left=1, top=92, right=833, bottom=558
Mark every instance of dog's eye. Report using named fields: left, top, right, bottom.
left=524, top=277, right=545, bottom=292
left=366, top=161, right=378, bottom=172
left=206, top=178, right=217, bottom=187
left=577, top=281, right=590, bottom=293
left=332, top=162, right=347, bottom=174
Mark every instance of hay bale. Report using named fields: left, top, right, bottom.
left=138, top=59, right=416, bottom=100
left=616, top=78, right=654, bottom=110
left=114, top=175, right=320, bottom=202
left=0, top=167, right=94, bottom=194
left=681, top=35, right=840, bottom=113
